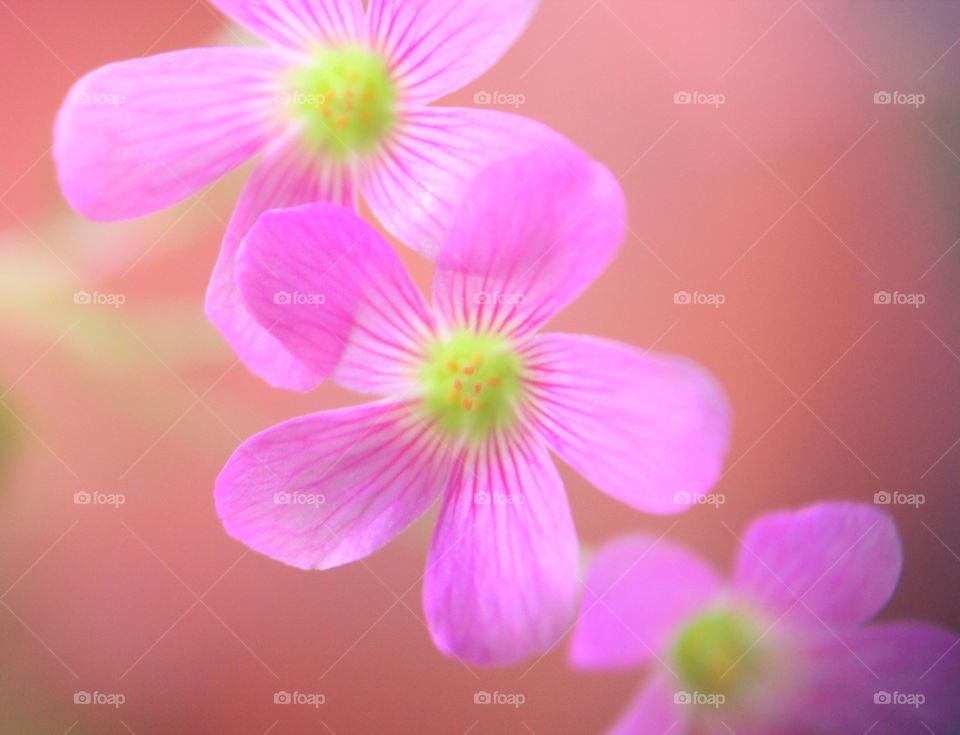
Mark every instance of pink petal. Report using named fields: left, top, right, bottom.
left=605, top=674, right=690, bottom=735
left=362, top=107, right=572, bottom=259
left=423, top=432, right=579, bottom=666
left=206, top=142, right=355, bottom=392
left=215, top=400, right=452, bottom=569
left=235, top=202, right=435, bottom=395
left=569, top=535, right=721, bottom=671
left=430, top=144, right=626, bottom=337
left=367, top=0, right=537, bottom=103
left=208, top=0, right=365, bottom=49
left=527, top=334, right=732, bottom=514
left=733, top=502, right=902, bottom=626
left=54, top=48, right=287, bottom=220
left=797, top=622, right=960, bottom=734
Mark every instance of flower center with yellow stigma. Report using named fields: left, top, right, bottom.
left=284, top=45, right=396, bottom=159
left=672, top=609, right=766, bottom=698
left=419, top=332, right=525, bottom=440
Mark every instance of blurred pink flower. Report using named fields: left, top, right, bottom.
left=53, top=0, right=568, bottom=391
left=214, top=146, right=731, bottom=666
left=569, top=501, right=960, bottom=734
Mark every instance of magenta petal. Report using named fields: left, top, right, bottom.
left=215, top=401, right=452, bottom=569
left=236, top=202, right=435, bottom=395
left=604, top=674, right=690, bottom=735
left=54, top=48, right=286, bottom=220
left=569, top=535, right=720, bottom=671
left=368, top=0, right=537, bottom=103
left=423, top=434, right=579, bottom=666
left=362, top=107, right=572, bottom=259
left=798, top=622, right=960, bottom=734
left=529, top=335, right=731, bottom=514
left=206, top=143, right=355, bottom=392
left=733, top=502, right=902, bottom=626
left=208, top=0, right=365, bottom=48
left=430, top=146, right=626, bottom=337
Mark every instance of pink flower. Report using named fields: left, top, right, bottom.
left=214, top=146, right=732, bottom=666
left=569, top=502, right=960, bottom=734
left=54, top=0, right=570, bottom=391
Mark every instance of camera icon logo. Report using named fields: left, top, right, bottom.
left=474, top=491, right=491, bottom=505
left=873, top=291, right=892, bottom=305
left=874, top=491, right=892, bottom=505
left=74, top=291, right=92, bottom=305
left=474, top=91, right=492, bottom=105
left=74, top=491, right=92, bottom=505
left=674, top=291, right=692, bottom=305
left=674, top=691, right=693, bottom=705
left=274, top=691, right=292, bottom=705
left=874, top=91, right=892, bottom=105
left=674, top=91, right=692, bottom=105
left=273, top=291, right=292, bottom=305
left=74, top=691, right=92, bottom=705
left=874, top=691, right=892, bottom=704
left=474, top=691, right=492, bottom=705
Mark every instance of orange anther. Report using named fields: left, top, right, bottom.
left=336, top=116, right=348, bottom=129
left=447, top=360, right=459, bottom=372
left=488, top=375, right=501, bottom=386
left=461, top=398, right=474, bottom=411
left=463, top=365, right=475, bottom=376
left=474, top=383, right=483, bottom=394
left=453, top=379, right=462, bottom=391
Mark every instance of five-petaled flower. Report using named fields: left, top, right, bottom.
left=54, top=0, right=570, bottom=391
left=214, top=145, right=732, bottom=665
left=569, top=502, right=960, bottom=734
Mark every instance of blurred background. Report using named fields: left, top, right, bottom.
left=1, top=1, right=959, bottom=732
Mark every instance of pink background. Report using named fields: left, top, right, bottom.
left=1, top=1, right=959, bottom=732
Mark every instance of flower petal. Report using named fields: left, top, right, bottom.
left=732, top=502, right=903, bottom=626
left=423, top=432, right=579, bottom=666
left=215, top=400, right=452, bottom=569
left=569, top=535, right=721, bottom=671
left=368, top=0, right=537, bottom=103
left=362, top=107, right=572, bottom=259
left=604, top=674, right=691, bottom=735
left=528, top=334, right=731, bottom=514
left=208, top=0, right=365, bottom=49
left=54, top=48, right=287, bottom=220
left=429, top=143, right=626, bottom=337
left=236, top=202, right=434, bottom=395
left=797, top=622, right=960, bottom=734
left=206, top=142, right=355, bottom=392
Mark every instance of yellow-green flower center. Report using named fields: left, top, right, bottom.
left=284, top=46, right=396, bottom=159
left=672, top=609, right=764, bottom=697
left=419, top=332, right=525, bottom=441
